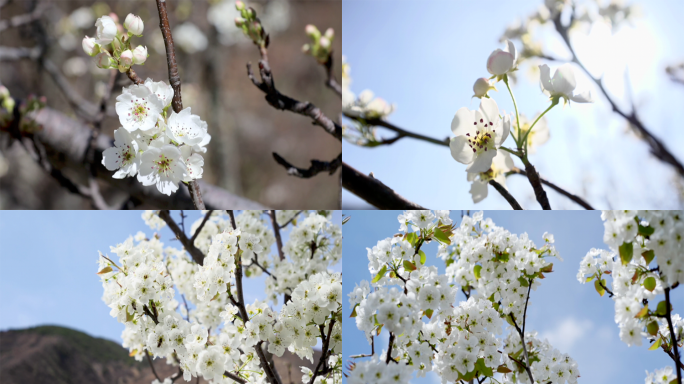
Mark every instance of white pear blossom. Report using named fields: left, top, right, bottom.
left=166, top=107, right=207, bottom=146
left=539, top=64, right=593, bottom=103
left=95, top=15, right=117, bottom=45
left=101, top=128, right=144, bottom=178
left=119, top=49, right=133, bottom=70
left=472, top=77, right=496, bottom=98
left=137, top=143, right=186, bottom=195
left=487, top=40, right=518, bottom=76
left=124, top=13, right=144, bottom=36
left=467, top=150, right=514, bottom=203
left=180, top=145, right=204, bottom=182
left=143, top=78, right=174, bottom=109
left=115, top=84, right=164, bottom=132
left=132, top=45, right=147, bottom=65
left=450, top=98, right=511, bottom=173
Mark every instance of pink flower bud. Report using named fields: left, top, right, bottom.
left=82, top=36, right=98, bottom=56
left=305, top=24, right=320, bottom=39
left=124, top=14, right=144, bottom=35
left=132, top=45, right=147, bottom=65
left=235, top=1, right=245, bottom=10
left=119, top=49, right=133, bottom=69
left=95, top=52, right=115, bottom=69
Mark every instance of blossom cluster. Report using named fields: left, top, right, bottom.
left=302, top=25, right=334, bottom=64
left=82, top=14, right=210, bottom=195
left=348, top=210, right=577, bottom=384
left=577, top=211, right=683, bottom=352
left=98, top=210, right=341, bottom=383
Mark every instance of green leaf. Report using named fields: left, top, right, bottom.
left=419, top=250, right=426, bottom=265
left=594, top=280, right=605, bottom=297
left=376, top=324, right=383, bottom=336
left=638, top=224, right=655, bottom=237
left=585, top=275, right=595, bottom=282
left=519, top=277, right=529, bottom=287
left=350, top=303, right=359, bottom=318
left=125, top=308, right=134, bottom=322
left=245, top=269, right=252, bottom=277
left=461, top=369, right=476, bottom=381
left=474, top=265, right=482, bottom=280
left=497, top=365, right=512, bottom=373
left=475, top=358, right=493, bottom=377
left=540, top=263, right=554, bottom=273
left=647, top=321, right=659, bottom=336
left=619, top=242, right=633, bottom=265
left=433, top=227, right=451, bottom=245
left=342, top=216, right=351, bottom=225
left=425, top=309, right=434, bottom=319
left=97, top=266, right=113, bottom=275
left=642, top=250, right=655, bottom=265
left=670, top=380, right=678, bottom=384
left=210, top=292, right=220, bottom=301
left=403, top=260, right=417, bottom=271
left=643, top=277, right=656, bottom=292
left=635, top=305, right=649, bottom=319
left=655, top=301, right=668, bottom=316
left=648, top=337, right=662, bottom=351
left=372, top=265, right=387, bottom=283
left=407, top=232, right=417, bottom=246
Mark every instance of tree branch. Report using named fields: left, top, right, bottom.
left=154, top=0, right=204, bottom=209
left=489, top=180, right=523, bottom=210
left=665, top=287, right=683, bottom=384
left=191, top=210, right=214, bottom=242
left=158, top=210, right=206, bottom=266
left=342, top=162, right=426, bottom=209
left=145, top=350, right=162, bottom=382
left=0, top=3, right=48, bottom=32
left=509, top=313, right=535, bottom=384
left=385, top=332, right=395, bottom=364
left=349, top=115, right=450, bottom=147
left=269, top=211, right=285, bottom=261
left=552, top=14, right=684, bottom=178
left=0, top=46, right=42, bottom=61
left=323, top=54, right=342, bottom=97
left=508, top=168, right=594, bottom=209
left=308, top=319, right=336, bottom=384
left=273, top=152, right=341, bottom=178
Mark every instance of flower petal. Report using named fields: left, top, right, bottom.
left=487, top=50, right=514, bottom=76
left=505, top=39, right=518, bottom=63
left=479, top=98, right=500, bottom=127
left=495, top=114, right=511, bottom=147
left=469, top=180, right=489, bottom=203
left=451, top=107, right=476, bottom=137
left=552, top=64, right=577, bottom=96
left=466, top=148, right=496, bottom=173
left=450, top=136, right=474, bottom=165
left=570, top=90, right=593, bottom=103
left=539, top=64, right=553, bottom=94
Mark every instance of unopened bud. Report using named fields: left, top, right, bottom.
left=124, top=13, right=144, bottom=36
left=82, top=36, right=98, bottom=56
left=324, top=28, right=334, bottom=40
left=235, top=17, right=245, bottom=27
left=132, top=45, right=147, bottom=65
left=235, top=1, right=245, bottom=11
left=111, top=36, right=122, bottom=51
left=119, top=49, right=133, bottom=69
left=302, top=43, right=310, bottom=53
left=319, top=36, right=331, bottom=50
left=95, top=52, right=116, bottom=69
left=473, top=77, right=496, bottom=98
left=305, top=24, right=320, bottom=39
left=108, top=12, right=119, bottom=23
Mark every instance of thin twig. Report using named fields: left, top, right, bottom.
left=385, top=332, right=396, bottom=364
left=278, top=211, right=302, bottom=229
left=126, top=68, right=144, bottom=85
left=158, top=210, right=206, bottom=266
left=508, top=168, right=594, bottom=209
left=154, top=0, right=205, bottom=209
left=223, top=370, right=248, bottom=384
left=269, top=211, right=286, bottom=261
left=665, top=288, right=683, bottom=384
left=509, top=313, right=535, bottom=384
left=349, top=115, right=450, bottom=147
left=308, top=319, right=336, bottom=384
left=489, top=180, right=523, bottom=210
left=145, top=350, right=162, bottom=382
left=273, top=152, right=342, bottom=178
left=342, top=162, right=426, bottom=209
left=323, top=53, right=342, bottom=97
left=191, top=210, right=214, bottom=242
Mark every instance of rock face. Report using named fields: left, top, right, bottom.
left=0, top=325, right=320, bottom=384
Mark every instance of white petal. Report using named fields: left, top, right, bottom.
left=102, top=147, right=121, bottom=171
left=478, top=98, right=500, bottom=127
left=450, top=136, right=474, bottom=165
left=539, top=64, right=553, bottom=93
left=552, top=64, right=577, bottom=96
left=469, top=180, right=489, bottom=204
left=451, top=107, right=476, bottom=136
left=466, top=149, right=496, bottom=173
left=496, top=114, right=511, bottom=147
left=570, top=90, right=593, bottom=103
left=487, top=50, right=514, bottom=76
left=505, top=39, right=518, bottom=63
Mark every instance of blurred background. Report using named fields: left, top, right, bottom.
left=341, top=210, right=684, bottom=383
left=0, top=0, right=342, bottom=209
left=342, top=0, right=684, bottom=209
left=0, top=210, right=342, bottom=383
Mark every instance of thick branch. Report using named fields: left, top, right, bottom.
left=665, top=288, right=683, bottom=384
left=509, top=168, right=594, bottom=210
left=158, top=210, right=206, bottom=266
left=273, top=152, right=341, bottom=178
left=385, top=332, right=396, bottom=364
left=521, top=160, right=551, bottom=210
left=489, top=180, right=523, bottom=210
left=342, top=162, right=426, bottom=209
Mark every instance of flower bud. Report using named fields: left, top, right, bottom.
left=235, top=17, right=245, bottom=27
left=82, top=36, right=98, bottom=56
left=111, top=36, right=122, bottom=51
left=235, top=1, right=245, bottom=10
left=95, top=15, right=117, bottom=45
left=301, top=43, right=310, bottom=53
left=472, top=77, right=496, bottom=98
left=124, top=13, right=144, bottom=36
left=108, top=12, right=119, bottom=23
left=324, top=28, right=334, bottom=40
left=319, top=36, right=331, bottom=50
left=95, top=52, right=116, bottom=69
left=132, top=45, right=147, bottom=65
left=305, top=24, right=320, bottom=39
left=119, top=49, right=133, bottom=69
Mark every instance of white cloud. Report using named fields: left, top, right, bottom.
left=540, top=317, right=593, bottom=353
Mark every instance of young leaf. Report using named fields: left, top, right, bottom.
left=372, top=265, right=387, bottom=283
left=425, top=309, right=434, bottom=319
left=619, top=242, right=633, bottom=265
left=474, top=265, right=482, bottom=280
left=647, top=321, right=659, bottom=336
left=97, top=266, right=113, bottom=275
left=350, top=303, right=359, bottom=318
left=642, top=250, right=655, bottom=265
left=635, top=305, right=649, bottom=319
left=129, top=349, right=138, bottom=357
left=594, top=279, right=606, bottom=297
left=403, top=260, right=417, bottom=271
left=638, top=224, right=655, bottom=237
left=648, top=337, right=662, bottom=351
left=497, top=365, right=512, bottom=373
left=433, top=227, right=451, bottom=245
left=376, top=324, right=383, bottom=336
left=585, top=275, right=595, bottom=282
left=419, top=250, right=427, bottom=265
left=540, top=263, right=553, bottom=273
left=655, top=301, right=668, bottom=316
left=407, top=232, right=417, bottom=246
left=126, top=308, right=134, bottom=322
left=210, top=292, right=220, bottom=301
left=643, top=276, right=656, bottom=292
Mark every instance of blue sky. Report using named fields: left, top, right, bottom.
left=341, top=0, right=684, bottom=209
left=341, top=210, right=683, bottom=383
left=0, top=210, right=341, bottom=344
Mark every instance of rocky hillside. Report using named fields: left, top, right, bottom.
left=0, top=325, right=318, bottom=384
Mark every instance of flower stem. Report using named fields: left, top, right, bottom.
left=520, top=100, right=558, bottom=160
left=503, top=75, right=521, bottom=149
